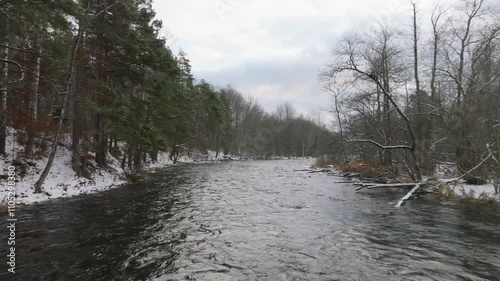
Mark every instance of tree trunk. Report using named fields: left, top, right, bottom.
left=412, top=1, right=432, bottom=174
left=0, top=17, right=9, bottom=156
left=151, top=149, right=158, bottom=163
left=412, top=1, right=421, bottom=100
left=380, top=41, right=393, bottom=167
left=121, top=142, right=130, bottom=170
left=108, top=136, right=113, bottom=152
left=94, top=18, right=107, bottom=167
left=72, top=33, right=85, bottom=176
left=383, top=83, right=392, bottom=166
left=134, top=144, right=142, bottom=169
left=215, top=124, right=220, bottom=158
left=363, top=70, right=422, bottom=181
left=34, top=28, right=83, bottom=193
left=453, top=4, right=475, bottom=171
left=427, top=8, right=441, bottom=174
left=127, top=144, right=134, bottom=170
left=25, top=41, right=42, bottom=158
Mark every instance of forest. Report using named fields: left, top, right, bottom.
left=321, top=0, right=500, bottom=193
left=1, top=0, right=499, bottom=198
left=2, top=2, right=500, bottom=279
left=0, top=0, right=334, bottom=194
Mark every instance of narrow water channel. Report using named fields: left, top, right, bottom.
left=1, top=160, right=500, bottom=281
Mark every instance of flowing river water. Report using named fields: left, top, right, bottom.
left=1, top=159, right=500, bottom=281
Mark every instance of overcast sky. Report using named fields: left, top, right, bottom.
left=152, top=0, right=438, bottom=117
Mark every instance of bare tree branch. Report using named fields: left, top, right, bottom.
left=444, top=145, right=494, bottom=183
left=486, top=144, right=499, bottom=166
left=0, top=57, right=62, bottom=94
left=395, top=183, right=422, bottom=207
left=347, top=139, right=412, bottom=150
left=0, top=58, right=25, bottom=84
left=93, top=0, right=123, bottom=18
left=0, top=44, right=44, bottom=56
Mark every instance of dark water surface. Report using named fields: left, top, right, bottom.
left=1, top=160, right=500, bottom=281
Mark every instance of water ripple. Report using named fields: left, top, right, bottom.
left=1, top=160, right=500, bottom=281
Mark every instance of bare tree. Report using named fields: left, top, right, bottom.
left=324, top=30, right=422, bottom=180
left=438, top=0, right=500, bottom=177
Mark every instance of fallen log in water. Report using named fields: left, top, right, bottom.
left=293, top=169, right=334, bottom=174
left=354, top=179, right=432, bottom=207
left=354, top=182, right=420, bottom=192
left=395, top=184, right=422, bottom=207
left=309, top=169, right=334, bottom=174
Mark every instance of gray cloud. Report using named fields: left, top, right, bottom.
left=152, top=0, right=431, bottom=117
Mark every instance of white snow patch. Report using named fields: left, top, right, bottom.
left=146, top=152, right=172, bottom=168
left=455, top=183, right=500, bottom=201
left=0, top=129, right=175, bottom=205
left=0, top=129, right=128, bottom=205
left=438, top=177, right=500, bottom=202
left=435, top=162, right=458, bottom=178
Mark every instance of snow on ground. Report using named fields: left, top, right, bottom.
left=0, top=128, right=233, bottom=205
left=452, top=183, right=500, bottom=201
left=144, top=151, right=174, bottom=169
left=0, top=129, right=127, bottom=205
left=435, top=162, right=500, bottom=201
left=436, top=178, right=500, bottom=202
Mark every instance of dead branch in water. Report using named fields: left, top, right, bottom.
left=293, top=169, right=334, bottom=174
left=354, top=180, right=430, bottom=207
left=354, top=182, right=420, bottom=192
left=395, top=184, right=422, bottom=207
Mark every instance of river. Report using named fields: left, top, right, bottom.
left=1, top=159, right=500, bottom=281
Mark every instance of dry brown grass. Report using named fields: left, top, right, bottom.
left=434, top=184, right=497, bottom=204
left=335, top=160, right=389, bottom=179
left=434, top=184, right=456, bottom=200
left=314, top=156, right=331, bottom=168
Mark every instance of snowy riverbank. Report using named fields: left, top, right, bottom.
left=1, top=144, right=127, bottom=205
left=0, top=145, right=170, bottom=205
left=0, top=129, right=226, bottom=206
left=436, top=180, right=500, bottom=203
left=434, top=164, right=500, bottom=202
left=329, top=162, right=500, bottom=204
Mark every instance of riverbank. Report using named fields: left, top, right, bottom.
left=313, top=160, right=500, bottom=204
left=0, top=129, right=225, bottom=206
left=433, top=180, right=500, bottom=203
